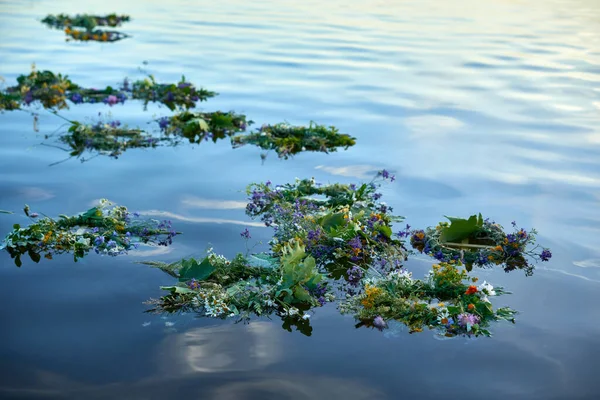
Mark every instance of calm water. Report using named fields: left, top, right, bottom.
left=1, top=0, right=599, bottom=398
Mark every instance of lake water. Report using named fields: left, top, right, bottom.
left=1, top=0, right=599, bottom=398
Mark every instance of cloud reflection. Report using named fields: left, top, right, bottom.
left=181, top=196, right=247, bottom=210
left=157, top=322, right=282, bottom=374
left=315, top=164, right=378, bottom=179
left=140, top=210, right=264, bottom=227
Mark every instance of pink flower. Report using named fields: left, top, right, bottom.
left=103, top=95, right=118, bottom=106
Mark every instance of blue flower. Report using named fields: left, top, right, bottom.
left=70, top=93, right=83, bottom=104
left=540, top=248, right=552, bottom=261
left=158, top=117, right=170, bottom=131
left=240, top=228, right=251, bottom=240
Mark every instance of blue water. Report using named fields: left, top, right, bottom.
left=1, top=0, right=599, bottom=398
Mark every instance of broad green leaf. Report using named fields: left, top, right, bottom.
left=248, top=253, right=278, bottom=269
left=440, top=214, right=481, bottom=243
left=376, top=225, right=392, bottom=239
left=320, top=212, right=346, bottom=232
left=184, top=118, right=210, bottom=135
left=178, top=257, right=215, bottom=281
left=292, top=286, right=313, bottom=303
left=160, top=285, right=195, bottom=294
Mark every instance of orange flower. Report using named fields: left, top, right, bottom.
left=465, top=285, right=478, bottom=295
left=468, top=303, right=475, bottom=310
left=493, top=245, right=503, bottom=252
left=441, top=318, right=448, bottom=324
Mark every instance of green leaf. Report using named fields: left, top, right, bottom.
left=184, top=118, right=210, bottom=135
left=28, top=250, right=41, bottom=263
left=0, top=210, right=13, bottom=214
left=248, top=253, right=278, bottom=269
left=440, top=214, right=482, bottom=243
left=178, top=257, right=216, bottom=281
left=376, top=225, right=392, bottom=239
left=320, top=212, right=346, bottom=232
left=13, top=224, right=20, bottom=230
left=15, top=255, right=22, bottom=267
left=292, top=286, right=313, bottom=303
left=160, top=285, right=195, bottom=294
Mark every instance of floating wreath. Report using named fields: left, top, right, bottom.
left=142, top=172, right=551, bottom=337
left=0, top=68, right=216, bottom=111
left=41, top=14, right=131, bottom=42
left=57, top=117, right=165, bottom=161
left=131, top=75, right=217, bottom=111
left=339, top=263, right=516, bottom=337
left=144, top=242, right=332, bottom=336
left=41, top=14, right=131, bottom=30
left=231, top=122, right=356, bottom=158
left=1, top=200, right=178, bottom=266
left=410, top=214, right=552, bottom=276
left=157, top=110, right=249, bottom=144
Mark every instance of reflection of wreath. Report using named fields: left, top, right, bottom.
left=410, top=214, right=551, bottom=276
left=65, top=28, right=130, bottom=42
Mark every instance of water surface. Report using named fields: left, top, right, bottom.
left=1, top=0, right=599, bottom=399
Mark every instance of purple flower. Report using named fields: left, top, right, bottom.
left=70, top=93, right=83, bottom=104
left=380, top=169, right=390, bottom=179
left=240, top=228, right=251, bottom=240
left=347, top=265, right=363, bottom=286
left=94, top=236, right=105, bottom=246
left=540, top=248, right=552, bottom=261
left=158, top=117, right=170, bottom=131
left=373, top=316, right=387, bottom=331
left=23, top=91, right=34, bottom=105
left=30, top=212, right=39, bottom=218
left=457, top=313, right=480, bottom=327
left=103, top=95, right=118, bottom=106
left=348, top=236, right=362, bottom=250
left=187, top=278, right=200, bottom=289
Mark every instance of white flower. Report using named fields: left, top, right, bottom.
left=302, top=313, right=311, bottom=320
left=387, top=268, right=412, bottom=281
left=478, top=281, right=496, bottom=296
left=288, top=307, right=299, bottom=316
left=436, top=307, right=449, bottom=323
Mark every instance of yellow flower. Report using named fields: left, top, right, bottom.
left=361, top=284, right=383, bottom=309
left=42, top=231, right=53, bottom=243
left=493, top=245, right=503, bottom=252
left=438, top=302, right=445, bottom=307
